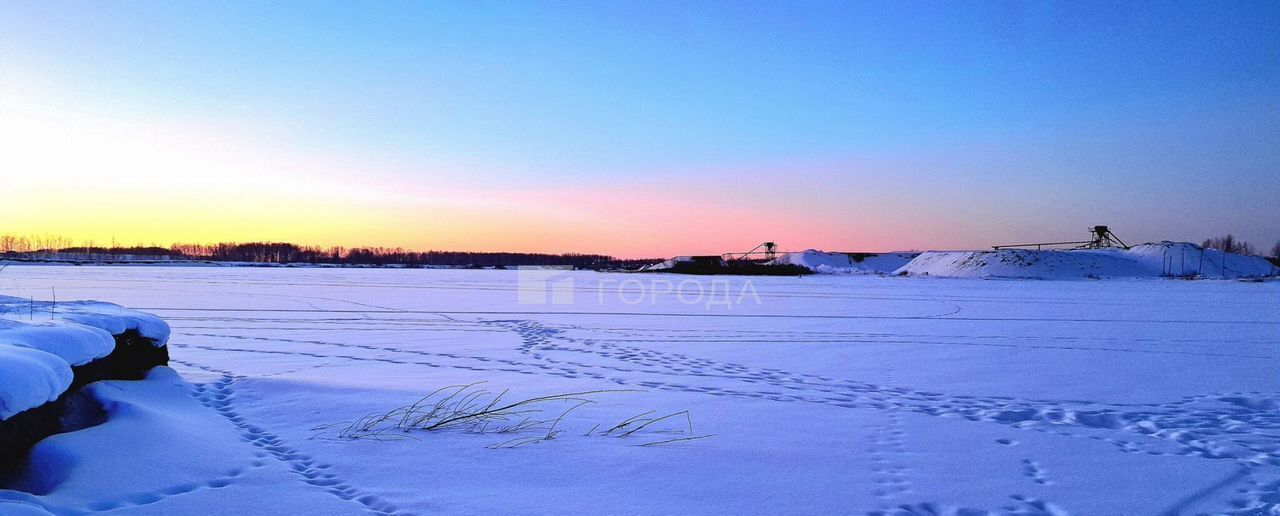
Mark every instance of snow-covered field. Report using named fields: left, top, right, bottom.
left=2, top=266, right=1279, bottom=515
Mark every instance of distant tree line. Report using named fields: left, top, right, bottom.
left=0, top=234, right=659, bottom=269
left=0, top=234, right=78, bottom=253
left=1201, top=234, right=1255, bottom=256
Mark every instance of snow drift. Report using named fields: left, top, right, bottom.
left=896, top=242, right=1279, bottom=279
left=768, top=250, right=919, bottom=274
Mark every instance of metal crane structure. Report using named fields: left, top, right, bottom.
left=725, top=242, right=778, bottom=262
left=992, top=226, right=1129, bottom=251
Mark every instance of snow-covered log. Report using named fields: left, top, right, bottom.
left=0, top=297, right=170, bottom=466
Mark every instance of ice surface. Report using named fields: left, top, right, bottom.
left=1, top=266, right=1278, bottom=514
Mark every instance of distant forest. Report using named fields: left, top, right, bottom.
left=0, top=235, right=659, bottom=269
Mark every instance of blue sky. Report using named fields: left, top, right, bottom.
left=1, top=1, right=1277, bottom=255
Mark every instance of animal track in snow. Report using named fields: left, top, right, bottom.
left=1021, top=459, right=1051, bottom=486
left=173, top=359, right=408, bottom=516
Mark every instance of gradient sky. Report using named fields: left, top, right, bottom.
left=1, top=1, right=1277, bottom=257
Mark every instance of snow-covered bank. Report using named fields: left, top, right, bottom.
left=896, top=242, right=1279, bottom=279
left=0, top=297, right=170, bottom=467
left=768, top=250, right=919, bottom=274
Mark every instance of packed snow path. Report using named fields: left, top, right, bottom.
left=2, top=266, right=1278, bottom=515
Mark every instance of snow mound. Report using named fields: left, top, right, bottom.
left=0, top=321, right=116, bottom=367
left=0, top=500, right=55, bottom=516
left=6, top=368, right=255, bottom=507
left=2, top=367, right=375, bottom=515
left=52, top=301, right=171, bottom=346
left=0, top=296, right=170, bottom=419
left=896, top=242, right=1279, bottom=279
left=769, top=250, right=919, bottom=274
left=0, top=345, right=73, bottom=421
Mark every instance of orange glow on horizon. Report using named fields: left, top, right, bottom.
left=0, top=84, right=977, bottom=258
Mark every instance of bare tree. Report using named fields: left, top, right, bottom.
left=1203, top=234, right=1256, bottom=255
left=1271, top=240, right=1280, bottom=261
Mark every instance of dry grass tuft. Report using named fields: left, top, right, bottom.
left=314, top=382, right=714, bottom=448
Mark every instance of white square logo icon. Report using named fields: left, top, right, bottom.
left=516, top=266, right=575, bottom=305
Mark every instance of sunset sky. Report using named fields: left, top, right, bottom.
left=2, top=1, right=1277, bottom=258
